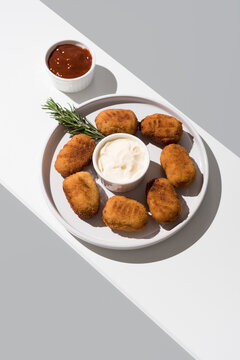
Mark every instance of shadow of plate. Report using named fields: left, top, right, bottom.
left=78, top=139, right=221, bottom=263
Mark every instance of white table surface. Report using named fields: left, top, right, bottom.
left=1, top=1, right=240, bottom=359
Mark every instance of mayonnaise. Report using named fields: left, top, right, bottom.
left=97, top=138, right=147, bottom=182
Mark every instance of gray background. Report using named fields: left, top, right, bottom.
left=1, top=0, right=238, bottom=359
left=0, top=184, right=194, bottom=360
left=42, top=0, right=240, bottom=157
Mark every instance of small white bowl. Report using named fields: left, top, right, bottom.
left=45, top=40, right=96, bottom=93
left=93, top=133, right=150, bottom=193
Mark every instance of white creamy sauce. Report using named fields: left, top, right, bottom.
left=97, top=138, right=146, bottom=181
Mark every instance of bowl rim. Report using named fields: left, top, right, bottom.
left=45, top=39, right=96, bottom=82
left=92, top=133, right=150, bottom=185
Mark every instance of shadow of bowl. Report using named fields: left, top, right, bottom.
left=65, top=65, right=117, bottom=104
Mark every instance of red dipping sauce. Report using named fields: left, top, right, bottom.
left=48, top=44, right=92, bottom=79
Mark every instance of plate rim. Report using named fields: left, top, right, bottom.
left=41, top=93, right=209, bottom=250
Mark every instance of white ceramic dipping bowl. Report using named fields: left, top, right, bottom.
left=93, top=133, right=150, bottom=193
left=45, top=40, right=96, bottom=93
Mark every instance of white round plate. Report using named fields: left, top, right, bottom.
left=42, top=94, right=209, bottom=250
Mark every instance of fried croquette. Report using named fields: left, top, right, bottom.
left=63, top=172, right=100, bottom=218
left=55, top=134, right=96, bottom=177
left=140, top=113, right=183, bottom=144
left=102, top=196, right=148, bottom=232
left=160, top=144, right=196, bottom=188
left=146, top=178, right=182, bottom=224
left=95, top=109, right=138, bottom=136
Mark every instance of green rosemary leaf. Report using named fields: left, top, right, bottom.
left=42, top=98, right=104, bottom=140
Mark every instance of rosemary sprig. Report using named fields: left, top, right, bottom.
left=42, top=98, right=104, bottom=140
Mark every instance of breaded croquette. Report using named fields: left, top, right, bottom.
left=95, top=109, right=138, bottom=136
left=102, top=196, right=148, bottom=232
left=140, top=113, right=183, bottom=144
left=63, top=172, right=100, bottom=218
left=146, top=178, right=182, bottom=224
left=160, top=144, right=196, bottom=188
left=55, top=134, right=96, bottom=177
